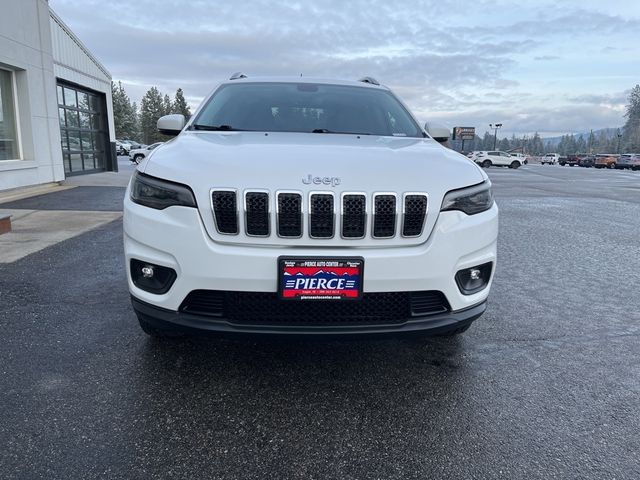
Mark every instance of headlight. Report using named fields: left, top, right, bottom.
left=130, top=171, right=197, bottom=210
left=440, top=180, right=494, bottom=215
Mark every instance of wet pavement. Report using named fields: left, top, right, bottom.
left=1, top=164, right=639, bottom=479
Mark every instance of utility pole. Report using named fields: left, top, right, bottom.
left=617, top=131, right=623, bottom=154
left=489, top=123, right=502, bottom=150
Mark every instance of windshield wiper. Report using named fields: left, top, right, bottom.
left=311, top=128, right=371, bottom=135
left=191, top=124, right=244, bottom=131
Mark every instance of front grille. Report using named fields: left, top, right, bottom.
left=180, top=290, right=450, bottom=325
left=402, top=194, right=428, bottom=237
left=277, top=192, right=303, bottom=237
left=309, top=193, right=335, bottom=238
left=373, top=194, right=397, bottom=238
left=211, top=190, right=238, bottom=234
left=210, top=189, right=428, bottom=240
left=342, top=194, right=366, bottom=238
left=245, top=191, right=269, bottom=236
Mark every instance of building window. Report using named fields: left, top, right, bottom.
left=0, top=69, right=19, bottom=161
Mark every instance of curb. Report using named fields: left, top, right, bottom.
left=0, top=183, right=75, bottom=205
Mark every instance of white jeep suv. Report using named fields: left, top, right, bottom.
left=123, top=76, right=499, bottom=337
left=470, top=151, right=523, bottom=169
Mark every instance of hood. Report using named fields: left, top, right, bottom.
left=142, top=131, right=486, bottom=246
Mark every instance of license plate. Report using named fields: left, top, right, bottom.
left=278, top=258, right=363, bottom=300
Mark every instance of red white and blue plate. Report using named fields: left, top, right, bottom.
left=278, top=258, right=363, bottom=300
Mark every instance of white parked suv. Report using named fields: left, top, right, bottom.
left=129, top=142, right=163, bottom=164
left=541, top=153, right=559, bottom=165
left=123, top=76, right=499, bottom=337
left=469, top=151, right=523, bottom=169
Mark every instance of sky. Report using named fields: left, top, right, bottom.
left=49, top=0, right=640, bottom=138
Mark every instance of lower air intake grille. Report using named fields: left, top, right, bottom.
left=277, top=192, right=302, bottom=237
left=410, top=291, right=450, bottom=315
left=211, top=190, right=238, bottom=234
left=180, top=290, right=450, bottom=325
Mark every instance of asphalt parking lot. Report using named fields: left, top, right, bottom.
left=1, top=164, right=639, bottom=479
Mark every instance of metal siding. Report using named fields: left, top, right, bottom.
left=49, top=10, right=114, bottom=141
left=49, top=12, right=110, bottom=83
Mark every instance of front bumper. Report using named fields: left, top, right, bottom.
left=132, top=295, right=487, bottom=336
left=123, top=192, right=498, bottom=329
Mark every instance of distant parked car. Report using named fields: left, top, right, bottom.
left=541, top=153, right=559, bottom=165
left=615, top=153, right=640, bottom=170
left=121, top=139, right=142, bottom=150
left=579, top=155, right=596, bottom=168
left=129, top=142, right=164, bottom=164
left=594, top=154, right=617, bottom=169
left=116, top=140, right=130, bottom=155
left=560, top=153, right=587, bottom=166
left=469, top=151, right=524, bottom=169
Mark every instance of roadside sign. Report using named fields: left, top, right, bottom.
left=453, top=127, right=475, bottom=141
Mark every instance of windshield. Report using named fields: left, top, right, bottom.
left=192, top=82, right=424, bottom=137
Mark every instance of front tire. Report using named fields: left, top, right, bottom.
left=133, top=154, right=144, bottom=164
left=609, top=163, right=616, bottom=169
left=509, top=161, right=520, bottom=169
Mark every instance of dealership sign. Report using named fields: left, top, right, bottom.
left=452, top=127, right=476, bottom=141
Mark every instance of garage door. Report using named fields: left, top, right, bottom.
left=57, top=82, right=109, bottom=175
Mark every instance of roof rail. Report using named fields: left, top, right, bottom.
left=358, top=76, right=380, bottom=86
left=230, top=72, right=247, bottom=80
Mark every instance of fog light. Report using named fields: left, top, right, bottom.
left=130, top=259, right=177, bottom=294
left=455, top=262, right=493, bottom=295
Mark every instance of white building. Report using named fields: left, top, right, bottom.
left=0, top=0, right=116, bottom=192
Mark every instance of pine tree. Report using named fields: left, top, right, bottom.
left=530, top=132, right=544, bottom=155
left=623, top=85, right=640, bottom=152
left=566, top=134, right=577, bottom=155
left=163, top=94, right=173, bottom=116
left=111, top=81, right=138, bottom=140
left=130, top=102, right=140, bottom=140
left=173, top=88, right=191, bottom=119
left=140, top=87, right=167, bottom=144
left=587, top=130, right=596, bottom=153
left=482, top=132, right=493, bottom=150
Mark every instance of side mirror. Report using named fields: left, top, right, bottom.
left=424, top=122, right=450, bottom=143
left=157, top=114, right=186, bottom=136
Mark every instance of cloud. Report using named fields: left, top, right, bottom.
left=430, top=103, right=626, bottom=136
left=567, top=90, right=630, bottom=105
left=48, top=0, right=639, bottom=134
